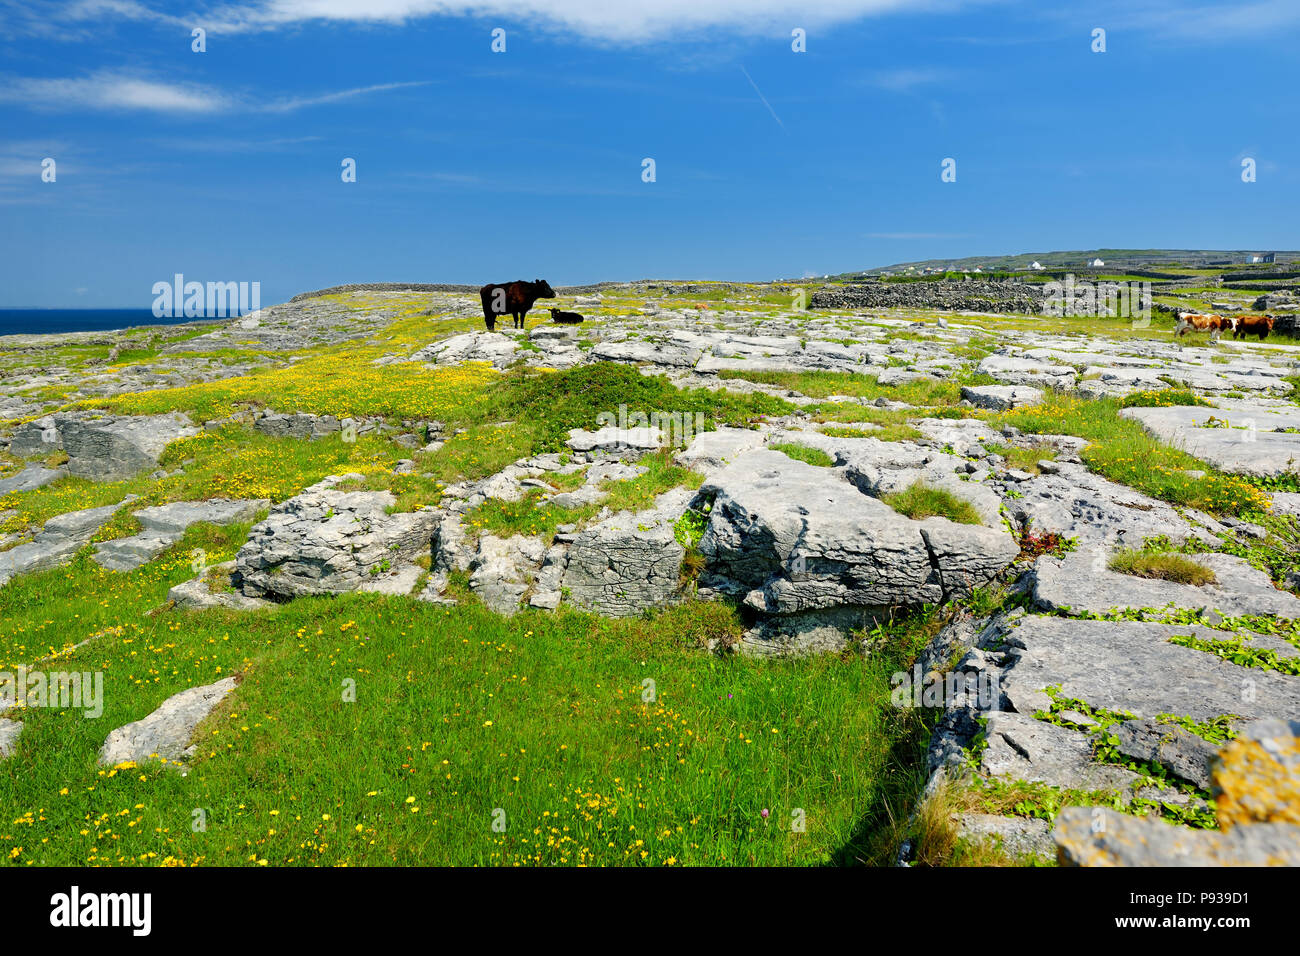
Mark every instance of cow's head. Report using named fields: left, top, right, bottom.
left=534, top=279, right=556, bottom=298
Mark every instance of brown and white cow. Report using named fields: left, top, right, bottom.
left=1175, top=311, right=1234, bottom=342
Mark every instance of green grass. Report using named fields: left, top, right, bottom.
left=821, top=424, right=924, bottom=442
left=881, top=481, right=981, bottom=525
left=1108, top=549, right=1217, bottom=586
left=0, top=426, right=401, bottom=537
left=771, top=442, right=834, bottom=467
left=0, top=527, right=935, bottom=866
left=983, top=441, right=1055, bottom=475
left=463, top=449, right=704, bottom=540
left=717, top=370, right=964, bottom=406
left=1119, top=388, right=1214, bottom=409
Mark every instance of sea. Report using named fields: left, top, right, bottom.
left=0, top=309, right=201, bottom=337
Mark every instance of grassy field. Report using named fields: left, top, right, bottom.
left=0, top=523, right=935, bottom=866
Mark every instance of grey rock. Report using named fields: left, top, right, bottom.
left=168, top=561, right=273, bottom=611
left=468, top=534, right=546, bottom=615
left=1112, top=718, right=1218, bottom=789
left=1054, top=807, right=1300, bottom=866
left=1030, top=550, right=1300, bottom=619
left=561, top=488, right=691, bottom=617
left=566, top=425, right=663, bottom=453
left=93, top=498, right=269, bottom=572
left=0, top=500, right=128, bottom=587
left=236, top=475, right=438, bottom=599
left=977, top=354, right=1077, bottom=389
left=0, top=464, right=66, bottom=495
left=699, top=450, right=1017, bottom=615
left=981, top=712, right=1146, bottom=792
left=98, top=676, right=239, bottom=766
left=0, top=719, right=21, bottom=759
left=1121, top=404, right=1300, bottom=479
left=960, top=384, right=1044, bottom=411
left=956, top=813, right=1055, bottom=860
left=998, top=616, right=1300, bottom=722
left=55, top=412, right=198, bottom=481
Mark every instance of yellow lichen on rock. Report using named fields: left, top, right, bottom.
left=1212, top=725, right=1300, bottom=829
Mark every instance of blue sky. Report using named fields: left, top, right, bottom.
left=0, top=0, right=1297, bottom=307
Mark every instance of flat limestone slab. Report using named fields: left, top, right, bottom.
left=1121, top=404, right=1300, bottom=478
left=998, top=616, right=1300, bottom=722
left=1031, top=551, right=1300, bottom=619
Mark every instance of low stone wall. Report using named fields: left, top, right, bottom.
left=810, top=280, right=1045, bottom=314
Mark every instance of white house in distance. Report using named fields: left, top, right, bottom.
left=1089, top=257, right=1105, bottom=267
left=1248, top=252, right=1276, bottom=264
left=1030, top=261, right=1045, bottom=270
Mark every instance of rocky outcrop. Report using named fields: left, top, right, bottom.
left=168, top=560, right=273, bottom=611
left=235, top=475, right=438, bottom=600
left=1055, top=720, right=1300, bottom=865
left=1054, top=807, right=1300, bottom=866
left=561, top=487, right=692, bottom=617
left=0, top=464, right=66, bottom=495
left=1030, top=550, right=1300, bottom=620
left=0, top=499, right=134, bottom=587
left=960, top=384, right=1044, bottom=411
left=697, top=450, right=1018, bottom=618
left=8, top=412, right=198, bottom=481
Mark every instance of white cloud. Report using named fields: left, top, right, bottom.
left=0, top=71, right=232, bottom=112
left=66, top=0, right=967, bottom=43
left=260, top=80, right=431, bottom=113
left=0, top=71, right=429, bottom=114
left=863, top=68, right=955, bottom=92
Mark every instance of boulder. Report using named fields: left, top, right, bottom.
left=698, top=450, right=1017, bottom=615
left=168, top=561, right=273, bottom=611
left=23, top=412, right=200, bottom=482
left=468, top=534, right=546, bottom=615
left=0, top=464, right=66, bottom=495
left=960, top=384, right=1044, bottom=411
left=0, top=719, right=21, bottom=760
left=565, top=426, right=663, bottom=454
left=93, top=498, right=269, bottom=572
left=977, top=355, right=1077, bottom=389
left=412, top=331, right=519, bottom=368
left=561, top=487, right=691, bottom=617
left=0, top=500, right=130, bottom=587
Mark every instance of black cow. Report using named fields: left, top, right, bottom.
left=549, top=308, right=584, bottom=325
left=479, top=279, right=556, bottom=331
